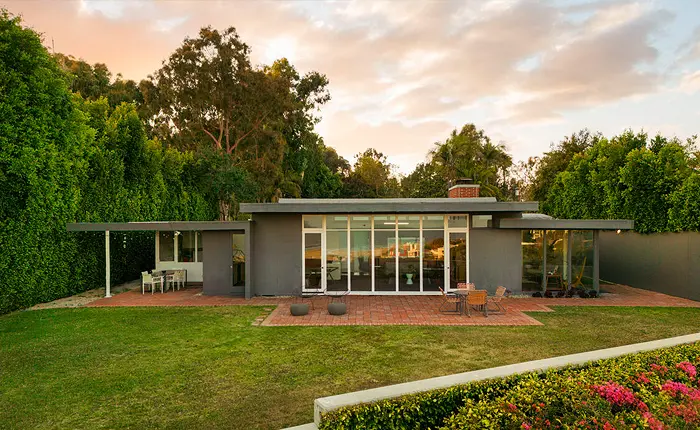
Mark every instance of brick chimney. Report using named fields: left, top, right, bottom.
left=448, top=178, right=480, bottom=198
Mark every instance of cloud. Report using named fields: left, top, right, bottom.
left=679, top=70, right=700, bottom=94
left=4, top=0, right=691, bottom=171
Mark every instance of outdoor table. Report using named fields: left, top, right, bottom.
left=152, top=269, right=187, bottom=292
left=452, top=289, right=469, bottom=315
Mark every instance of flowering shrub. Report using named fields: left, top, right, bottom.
left=320, top=342, right=700, bottom=429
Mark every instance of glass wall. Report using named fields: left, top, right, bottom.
left=304, top=232, right=322, bottom=290
left=545, top=230, right=568, bottom=290
left=571, top=230, right=594, bottom=288
left=422, top=215, right=445, bottom=292
left=178, top=231, right=196, bottom=262
left=159, top=231, right=174, bottom=261
left=350, top=216, right=372, bottom=291
left=300, top=214, right=468, bottom=293
left=232, top=233, right=245, bottom=287
left=373, top=215, right=396, bottom=292
left=448, top=232, right=467, bottom=289
left=398, top=216, right=420, bottom=291
left=326, top=216, right=348, bottom=291
left=196, top=231, right=203, bottom=262
left=521, top=230, right=544, bottom=291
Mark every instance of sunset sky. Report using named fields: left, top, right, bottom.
left=5, top=0, right=700, bottom=173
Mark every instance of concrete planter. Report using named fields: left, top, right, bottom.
left=290, top=303, right=309, bottom=316
left=327, top=302, right=347, bottom=316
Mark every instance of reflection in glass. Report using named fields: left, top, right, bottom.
left=304, top=232, right=322, bottom=289
left=196, top=231, right=203, bottom=262
left=449, top=232, right=467, bottom=289
left=178, top=231, right=196, bottom=262
left=232, top=233, right=245, bottom=286
left=422, top=215, right=444, bottom=229
left=522, top=230, right=544, bottom=291
left=545, top=230, right=568, bottom=290
left=303, top=215, right=323, bottom=229
left=326, top=230, right=348, bottom=291
left=159, top=231, right=174, bottom=261
left=399, top=230, right=420, bottom=291
left=374, top=230, right=396, bottom=291
left=571, top=230, right=594, bottom=288
left=422, top=230, right=444, bottom=291
left=350, top=230, right=371, bottom=291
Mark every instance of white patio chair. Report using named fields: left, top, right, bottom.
left=172, top=269, right=186, bottom=291
left=142, top=271, right=164, bottom=294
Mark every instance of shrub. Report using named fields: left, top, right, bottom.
left=320, top=342, right=700, bottom=430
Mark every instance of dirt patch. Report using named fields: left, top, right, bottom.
left=28, top=280, right=141, bottom=310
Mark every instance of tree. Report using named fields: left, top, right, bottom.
left=400, top=162, right=446, bottom=198
left=146, top=26, right=292, bottom=154
left=531, top=129, right=601, bottom=203
left=343, top=149, right=400, bottom=198
left=427, top=124, right=513, bottom=198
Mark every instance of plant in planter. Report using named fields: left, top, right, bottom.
left=587, top=289, right=598, bottom=298
left=532, top=291, right=543, bottom=298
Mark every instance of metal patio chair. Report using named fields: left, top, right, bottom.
left=487, top=286, right=507, bottom=314
left=438, top=286, right=460, bottom=313
left=466, top=290, right=488, bottom=317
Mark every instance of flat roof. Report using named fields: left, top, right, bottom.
left=498, top=218, right=634, bottom=230
left=66, top=221, right=251, bottom=232
left=241, top=198, right=539, bottom=214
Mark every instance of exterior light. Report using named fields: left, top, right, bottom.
left=616, top=229, right=621, bottom=234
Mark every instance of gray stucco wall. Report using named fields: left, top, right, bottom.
left=251, top=213, right=302, bottom=296
left=599, top=231, right=700, bottom=301
left=202, top=230, right=235, bottom=296
left=469, top=228, right=522, bottom=294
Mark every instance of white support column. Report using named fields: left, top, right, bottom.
left=105, top=230, right=112, bottom=298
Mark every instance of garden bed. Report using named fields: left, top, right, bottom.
left=319, top=342, right=700, bottom=429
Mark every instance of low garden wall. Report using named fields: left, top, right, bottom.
left=314, top=333, right=700, bottom=429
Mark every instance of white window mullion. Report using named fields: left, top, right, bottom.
left=370, top=215, right=375, bottom=292
left=395, top=218, right=399, bottom=292
left=419, top=217, right=424, bottom=292
left=466, top=214, right=470, bottom=283
left=347, top=217, right=351, bottom=292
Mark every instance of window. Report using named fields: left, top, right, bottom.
left=178, top=232, right=196, bottom=262
left=447, top=215, right=467, bottom=229
left=472, top=215, right=492, bottom=228
left=196, top=231, right=203, bottom=262
left=303, top=215, right=323, bottom=229
left=159, top=231, right=174, bottom=261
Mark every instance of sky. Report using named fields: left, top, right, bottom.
left=4, top=0, right=700, bottom=174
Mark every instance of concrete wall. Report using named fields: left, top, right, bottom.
left=251, top=213, right=302, bottom=296
left=469, top=228, right=522, bottom=294
left=202, top=231, right=234, bottom=296
left=599, top=231, right=700, bottom=301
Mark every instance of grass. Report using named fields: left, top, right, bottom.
left=1, top=306, right=699, bottom=429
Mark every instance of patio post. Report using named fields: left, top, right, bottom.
left=105, top=230, right=112, bottom=298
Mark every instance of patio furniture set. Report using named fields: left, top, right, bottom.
left=439, top=283, right=507, bottom=317
left=141, top=269, right=187, bottom=294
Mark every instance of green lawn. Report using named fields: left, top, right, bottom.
left=1, top=306, right=699, bottom=429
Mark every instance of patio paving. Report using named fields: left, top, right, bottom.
left=84, top=283, right=699, bottom=327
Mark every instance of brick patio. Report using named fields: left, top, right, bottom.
left=86, top=283, right=699, bottom=327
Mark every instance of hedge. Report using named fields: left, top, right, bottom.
left=319, top=342, right=700, bottom=429
left=0, top=12, right=214, bottom=314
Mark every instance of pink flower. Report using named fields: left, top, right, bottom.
left=661, top=381, right=690, bottom=397
left=521, top=423, right=531, bottom=429
left=592, top=382, right=639, bottom=408
left=642, top=412, right=664, bottom=430
left=677, top=361, right=697, bottom=378
left=506, top=403, right=518, bottom=412
left=636, top=372, right=651, bottom=384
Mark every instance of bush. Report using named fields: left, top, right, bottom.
left=320, top=342, right=700, bottom=430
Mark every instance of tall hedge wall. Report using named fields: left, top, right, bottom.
left=0, top=12, right=214, bottom=314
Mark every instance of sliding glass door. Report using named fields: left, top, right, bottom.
left=302, top=214, right=470, bottom=293
left=303, top=231, right=324, bottom=292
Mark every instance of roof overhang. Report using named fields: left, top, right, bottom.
left=497, top=218, right=634, bottom=230
left=240, top=199, right=539, bottom=214
left=66, top=221, right=251, bottom=232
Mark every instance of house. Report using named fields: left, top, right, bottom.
left=66, top=180, right=633, bottom=298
